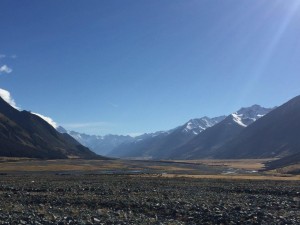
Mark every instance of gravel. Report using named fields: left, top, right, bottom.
left=0, top=174, right=299, bottom=224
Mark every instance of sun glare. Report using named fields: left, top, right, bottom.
left=238, top=0, right=300, bottom=104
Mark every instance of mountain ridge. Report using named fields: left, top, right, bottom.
left=108, top=116, right=227, bottom=158
left=214, top=95, right=300, bottom=159
left=110, top=105, right=274, bottom=159
left=0, top=97, right=103, bottom=159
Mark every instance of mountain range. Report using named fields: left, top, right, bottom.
left=0, top=97, right=103, bottom=159
left=108, top=116, right=227, bottom=159
left=63, top=116, right=226, bottom=158
left=58, top=95, right=300, bottom=172
left=168, top=105, right=274, bottom=159
left=169, top=95, right=300, bottom=170
left=66, top=105, right=274, bottom=160
left=59, top=128, right=134, bottom=156
left=1, top=92, right=300, bottom=172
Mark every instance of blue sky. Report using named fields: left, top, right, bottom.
left=1, top=0, right=300, bottom=135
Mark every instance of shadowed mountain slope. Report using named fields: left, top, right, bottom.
left=215, top=95, right=300, bottom=159
left=0, top=97, right=103, bottom=159
left=265, top=152, right=300, bottom=171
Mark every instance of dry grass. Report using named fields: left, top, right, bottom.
left=147, top=165, right=195, bottom=171
left=272, top=163, right=300, bottom=174
left=0, top=164, right=95, bottom=172
left=0, top=160, right=128, bottom=172
left=0, top=157, right=35, bottom=162
left=172, top=159, right=277, bottom=170
left=158, top=173, right=300, bottom=181
left=0, top=158, right=298, bottom=181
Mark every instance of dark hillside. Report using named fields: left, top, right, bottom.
left=0, top=97, right=103, bottom=159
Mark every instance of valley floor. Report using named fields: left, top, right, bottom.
left=0, top=158, right=299, bottom=180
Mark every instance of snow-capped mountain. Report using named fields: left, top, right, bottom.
left=58, top=105, right=274, bottom=159
left=181, top=116, right=226, bottom=135
left=132, top=131, right=170, bottom=143
left=127, top=116, right=226, bottom=146
left=108, top=116, right=226, bottom=158
left=169, top=105, right=275, bottom=159
left=231, top=104, right=274, bottom=127
left=216, top=96, right=300, bottom=159
left=57, top=128, right=135, bottom=156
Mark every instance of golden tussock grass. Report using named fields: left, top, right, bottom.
left=147, top=165, right=195, bottom=171
left=158, top=173, right=300, bottom=181
left=171, top=159, right=277, bottom=170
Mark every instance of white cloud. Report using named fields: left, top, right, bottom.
left=0, top=65, right=12, bottom=74
left=0, top=54, right=6, bottom=59
left=0, top=88, right=58, bottom=128
left=32, top=113, right=58, bottom=129
left=0, top=88, right=19, bottom=109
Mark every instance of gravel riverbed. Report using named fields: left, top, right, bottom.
left=0, top=174, right=299, bottom=224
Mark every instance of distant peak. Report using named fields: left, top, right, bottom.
left=230, top=104, right=274, bottom=127
left=237, top=104, right=263, bottom=112
left=182, top=116, right=225, bottom=135
left=236, top=104, right=272, bottom=115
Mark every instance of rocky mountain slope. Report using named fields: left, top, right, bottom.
left=215, top=95, right=300, bottom=159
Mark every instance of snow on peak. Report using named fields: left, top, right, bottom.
left=231, top=113, right=247, bottom=127
left=182, top=116, right=226, bottom=135
left=231, top=105, right=273, bottom=127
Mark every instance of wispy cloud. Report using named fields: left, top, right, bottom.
left=32, top=113, right=58, bottom=129
left=0, top=54, right=17, bottom=59
left=62, top=122, right=118, bottom=135
left=0, top=65, right=12, bottom=74
left=62, top=122, right=113, bottom=129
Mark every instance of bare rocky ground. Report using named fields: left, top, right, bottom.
left=0, top=174, right=299, bottom=224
